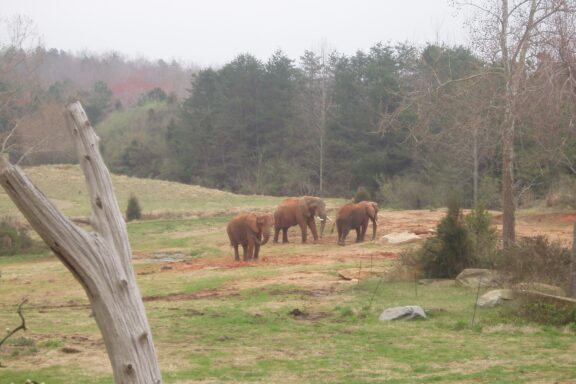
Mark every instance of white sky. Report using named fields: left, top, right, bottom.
left=2, top=0, right=470, bottom=67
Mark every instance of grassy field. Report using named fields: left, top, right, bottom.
left=0, top=166, right=575, bottom=383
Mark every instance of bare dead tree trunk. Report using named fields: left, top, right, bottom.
left=499, top=0, right=537, bottom=247
left=473, top=124, right=479, bottom=207
left=570, top=222, right=576, bottom=297
left=0, top=102, right=162, bottom=383
left=501, top=118, right=516, bottom=247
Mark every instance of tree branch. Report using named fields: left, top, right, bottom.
left=0, top=299, right=28, bottom=365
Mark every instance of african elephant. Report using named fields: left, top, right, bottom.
left=227, top=212, right=273, bottom=261
left=336, top=201, right=378, bottom=245
left=273, top=196, right=327, bottom=243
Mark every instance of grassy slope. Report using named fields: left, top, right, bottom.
left=0, top=166, right=575, bottom=383
left=0, top=164, right=295, bottom=219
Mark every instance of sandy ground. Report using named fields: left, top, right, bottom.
left=154, top=209, right=576, bottom=275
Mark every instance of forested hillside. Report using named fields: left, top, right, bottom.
left=1, top=39, right=575, bottom=209
left=114, top=43, right=576, bottom=208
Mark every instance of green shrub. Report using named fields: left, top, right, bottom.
left=497, top=236, right=571, bottom=289
left=545, top=175, right=576, bottom=208
left=353, top=186, right=371, bottom=203
left=508, top=297, right=576, bottom=326
left=126, top=195, right=142, bottom=222
left=377, top=175, right=444, bottom=209
left=0, top=217, right=36, bottom=256
left=478, top=176, right=501, bottom=209
left=418, top=196, right=474, bottom=278
left=465, top=203, right=498, bottom=268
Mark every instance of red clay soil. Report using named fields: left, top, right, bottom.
left=169, top=251, right=399, bottom=273
left=145, top=209, right=575, bottom=275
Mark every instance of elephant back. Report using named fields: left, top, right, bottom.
left=226, top=213, right=250, bottom=245
left=274, top=198, right=300, bottom=227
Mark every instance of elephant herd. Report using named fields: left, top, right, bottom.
left=226, top=196, right=379, bottom=261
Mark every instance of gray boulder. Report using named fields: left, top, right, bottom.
left=477, top=289, right=514, bottom=308
left=456, top=268, right=501, bottom=288
left=379, top=306, right=427, bottom=321
left=379, top=232, right=422, bottom=245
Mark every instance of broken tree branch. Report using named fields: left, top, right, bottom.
left=0, top=299, right=28, bottom=355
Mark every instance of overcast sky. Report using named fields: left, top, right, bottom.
left=2, top=0, right=470, bottom=67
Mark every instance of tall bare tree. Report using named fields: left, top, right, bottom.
left=299, top=42, right=334, bottom=195
left=460, top=0, right=576, bottom=246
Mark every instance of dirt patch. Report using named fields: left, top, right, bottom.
left=288, top=308, right=331, bottom=321
left=5, top=333, right=111, bottom=375
left=164, top=250, right=399, bottom=274
left=143, top=288, right=239, bottom=302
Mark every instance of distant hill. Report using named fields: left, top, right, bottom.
left=37, top=48, right=197, bottom=106
left=0, top=165, right=282, bottom=220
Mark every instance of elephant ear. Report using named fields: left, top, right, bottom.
left=256, top=213, right=270, bottom=227
left=246, top=213, right=259, bottom=233
left=299, top=197, right=314, bottom=217
left=365, top=201, right=379, bottom=219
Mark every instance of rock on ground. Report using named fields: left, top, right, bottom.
left=477, top=289, right=514, bottom=308
left=379, top=232, right=422, bottom=245
left=456, top=269, right=502, bottom=288
left=379, top=306, right=427, bottom=321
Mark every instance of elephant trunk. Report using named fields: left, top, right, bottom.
left=371, top=214, right=378, bottom=240
left=260, top=228, right=271, bottom=246
left=318, top=212, right=327, bottom=238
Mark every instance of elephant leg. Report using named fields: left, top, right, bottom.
left=273, top=227, right=280, bottom=243
left=241, top=244, right=248, bottom=261
left=299, top=222, right=308, bottom=243
left=247, top=242, right=255, bottom=261
left=339, top=225, right=349, bottom=246
left=282, top=228, right=289, bottom=243
left=360, top=220, right=369, bottom=242
left=308, top=218, right=319, bottom=242
left=254, top=243, right=260, bottom=260
left=355, top=227, right=362, bottom=242
left=233, top=244, right=240, bottom=261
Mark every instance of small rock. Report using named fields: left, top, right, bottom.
left=456, top=269, right=501, bottom=288
left=477, top=289, right=514, bottom=308
left=379, top=306, right=427, bottom=321
left=60, top=347, right=81, bottom=354
left=289, top=308, right=305, bottom=317
left=379, top=232, right=422, bottom=245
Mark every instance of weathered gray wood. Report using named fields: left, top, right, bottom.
left=570, top=223, right=576, bottom=297
left=0, top=101, right=161, bottom=383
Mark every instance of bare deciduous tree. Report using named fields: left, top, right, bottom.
left=299, top=43, right=335, bottom=195
left=459, top=0, right=576, bottom=246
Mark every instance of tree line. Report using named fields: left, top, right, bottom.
left=160, top=38, right=575, bottom=212
left=2, top=3, right=576, bottom=240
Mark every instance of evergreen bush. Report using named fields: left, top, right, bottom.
left=418, top=195, right=474, bottom=278
left=353, top=186, right=371, bottom=203
left=126, top=195, right=142, bottom=222
left=465, top=203, right=498, bottom=268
